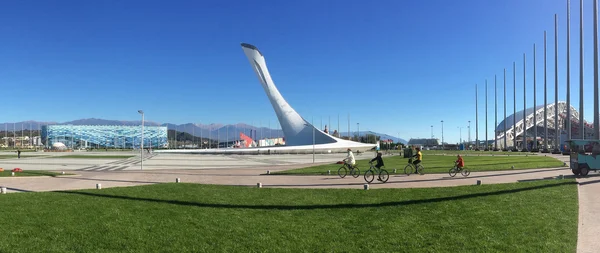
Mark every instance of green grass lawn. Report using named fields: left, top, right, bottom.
left=47, top=155, right=135, bottom=159
left=273, top=155, right=565, bottom=175
left=0, top=154, right=44, bottom=159
left=0, top=170, right=65, bottom=177
left=423, top=150, right=535, bottom=155
left=0, top=180, right=577, bottom=252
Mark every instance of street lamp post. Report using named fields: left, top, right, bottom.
left=441, top=120, right=444, bottom=150
left=430, top=125, right=433, bottom=139
left=468, top=121, right=471, bottom=148
left=138, top=110, right=144, bottom=170
left=458, top=126, right=463, bottom=145
left=357, top=123, right=360, bottom=142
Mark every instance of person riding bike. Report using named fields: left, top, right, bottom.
left=370, top=152, right=385, bottom=181
left=343, top=148, right=356, bottom=168
left=412, top=147, right=422, bottom=166
left=370, top=152, right=385, bottom=169
left=455, top=154, right=464, bottom=169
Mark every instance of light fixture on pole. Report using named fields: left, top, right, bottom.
left=441, top=120, right=444, bottom=150
left=468, top=121, right=471, bottom=147
left=357, top=122, right=360, bottom=142
left=458, top=126, right=463, bottom=145
left=430, top=125, right=433, bottom=139
left=138, top=110, right=144, bottom=170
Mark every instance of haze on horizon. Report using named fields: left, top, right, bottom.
left=0, top=0, right=594, bottom=143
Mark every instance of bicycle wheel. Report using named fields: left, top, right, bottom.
left=416, top=164, right=424, bottom=175
left=403, top=164, right=414, bottom=175
left=351, top=167, right=361, bottom=178
left=338, top=166, right=348, bottom=178
left=364, top=169, right=375, bottom=183
left=378, top=169, right=389, bottom=183
left=449, top=168, right=457, bottom=177
left=460, top=169, right=470, bottom=177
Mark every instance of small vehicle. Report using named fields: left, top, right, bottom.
left=404, top=158, right=424, bottom=175
left=338, top=162, right=360, bottom=178
left=364, top=162, right=389, bottom=183
left=448, top=162, right=470, bottom=177
left=567, top=140, right=600, bottom=176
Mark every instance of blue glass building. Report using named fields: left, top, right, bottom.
left=41, top=125, right=168, bottom=148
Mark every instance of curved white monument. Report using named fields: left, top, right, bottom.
left=156, top=44, right=376, bottom=154
left=241, top=43, right=374, bottom=149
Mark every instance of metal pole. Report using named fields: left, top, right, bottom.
left=312, top=117, right=315, bottom=163
left=357, top=123, right=360, bottom=142
left=513, top=62, right=517, bottom=151
left=348, top=114, right=350, bottom=139
left=567, top=0, right=572, bottom=141
left=545, top=30, right=549, bottom=152
left=337, top=114, right=340, bottom=137
left=594, top=0, right=600, bottom=139
left=555, top=14, right=560, bottom=152
left=534, top=43, right=538, bottom=151
left=138, top=110, right=144, bottom=170
left=441, top=120, right=444, bottom=150
left=580, top=0, right=585, bottom=139
left=494, top=74, right=498, bottom=150
left=485, top=79, right=488, bottom=150
left=475, top=83, right=479, bottom=150
left=504, top=68, right=507, bottom=150
left=430, top=125, right=433, bottom=139
left=523, top=53, right=527, bottom=151
left=468, top=121, right=471, bottom=145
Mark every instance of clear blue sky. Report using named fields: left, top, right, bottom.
left=0, top=0, right=596, bottom=143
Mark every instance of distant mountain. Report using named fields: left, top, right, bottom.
left=0, top=119, right=406, bottom=143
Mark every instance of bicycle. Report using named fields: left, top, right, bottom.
left=364, top=162, right=389, bottom=183
left=404, top=158, right=424, bottom=175
left=338, top=162, right=360, bottom=178
left=448, top=162, right=470, bottom=177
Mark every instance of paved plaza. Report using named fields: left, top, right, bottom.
left=0, top=151, right=598, bottom=252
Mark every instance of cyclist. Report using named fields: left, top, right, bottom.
left=412, top=147, right=422, bottom=166
left=343, top=148, right=356, bottom=168
left=370, top=152, right=385, bottom=181
left=455, top=154, right=464, bottom=169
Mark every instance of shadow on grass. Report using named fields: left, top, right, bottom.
left=5, top=187, right=32, bottom=192
left=55, top=181, right=576, bottom=210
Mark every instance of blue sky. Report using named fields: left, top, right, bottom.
left=0, top=0, right=596, bottom=143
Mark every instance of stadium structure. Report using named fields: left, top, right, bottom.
left=494, top=101, right=594, bottom=150
left=41, top=125, right=168, bottom=149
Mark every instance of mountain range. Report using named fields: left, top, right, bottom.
left=0, top=118, right=407, bottom=144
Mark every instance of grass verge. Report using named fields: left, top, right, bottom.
left=423, top=150, right=535, bottom=155
left=0, top=170, right=67, bottom=177
left=273, top=155, right=564, bottom=175
left=47, top=155, right=135, bottom=159
left=0, top=180, right=577, bottom=252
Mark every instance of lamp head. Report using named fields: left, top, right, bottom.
left=138, top=110, right=144, bottom=114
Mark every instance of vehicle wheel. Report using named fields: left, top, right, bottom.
left=379, top=169, right=389, bottom=183
left=351, top=168, right=361, bottom=178
left=364, top=170, right=375, bottom=183
left=338, top=166, right=347, bottom=178
left=449, top=168, right=457, bottom=177
left=572, top=168, right=581, bottom=175
left=416, top=165, right=424, bottom=175
left=581, top=167, right=590, bottom=176
left=404, top=165, right=413, bottom=175
left=461, top=169, right=470, bottom=177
